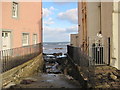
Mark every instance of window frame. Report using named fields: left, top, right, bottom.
left=22, top=33, right=29, bottom=46
left=12, top=2, right=18, bottom=18
left=33, top=34, right=38, bottom=44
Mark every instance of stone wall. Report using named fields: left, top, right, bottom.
left=1, top=53, right=44, bottom=88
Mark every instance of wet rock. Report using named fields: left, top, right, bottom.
left=54, top=48, right=63, bottom=50
left=54, top=75, right=56, bottom=77
left=53, top=53, right=62, bottom=57
left=50, top=85, right=54, bottom=88
left=61, top=87, right=65, bottom=88
left=64, top=53, right=67, bottom=55
left=65, top=75, right=74, bottom=80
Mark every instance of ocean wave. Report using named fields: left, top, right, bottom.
left=44, top=44, right=48, bottom=45
left=58, top=43, right=69, bottom=45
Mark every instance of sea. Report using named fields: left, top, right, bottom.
left=43, top=42, right=70, bottom=54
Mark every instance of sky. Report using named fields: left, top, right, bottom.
left=43, top=2, right=78, bottom=42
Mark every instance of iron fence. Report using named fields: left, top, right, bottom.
left=0, top=43, right=42, bottom=73
left=67, top=45, right=95, bottom=88
left=89, top=36, right=110, bottom=65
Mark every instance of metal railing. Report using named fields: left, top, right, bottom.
left=67, top=45, right=95, bottom=88
left=0, top=43, right=42, bottom=73
left=89, top=36, right=109, bottom=65
left=90, top=45, right=105, bottom=65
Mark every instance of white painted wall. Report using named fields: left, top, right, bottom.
left=118, top=12, right=120, bottom=69
left=87, top=2, right=100, bottom=38
left=112, top=13, right=118, bottom=68
left=111, top=2, right=120, bottom=70
left=78, top=2, right=83, bottom=47
left=117, top=1, right=120, bottom=70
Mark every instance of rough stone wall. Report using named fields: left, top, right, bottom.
left=1, top=53, right=44, bottom=87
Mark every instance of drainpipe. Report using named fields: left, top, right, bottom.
left=97, top=2, right=102, bottom=38
left=99, top=3, right=102, bottom=35
left=108, top=37, right=111, bottom=65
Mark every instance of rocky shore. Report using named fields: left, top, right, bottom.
left=43, top=52, right=67, bottom=74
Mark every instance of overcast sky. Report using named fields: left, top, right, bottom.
left=43, top=2, right=78, bottom=42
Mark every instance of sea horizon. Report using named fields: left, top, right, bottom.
left=43, top=41, right=70, bottom=43
left=43, top=42, right=69, bottom=54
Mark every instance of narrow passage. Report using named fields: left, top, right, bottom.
left=12, top=53, right=81, bottom=88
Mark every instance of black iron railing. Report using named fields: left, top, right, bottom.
left=0, top=43, right=42, bottom=73
left=67, top=45, right=95, bottom=88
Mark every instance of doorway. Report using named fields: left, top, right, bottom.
left=2, top=31, right=11, bottom=50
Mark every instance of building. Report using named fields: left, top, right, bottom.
left=0, top=1, right=42, bottom=51
left=71, top=1, right=120, bottom=69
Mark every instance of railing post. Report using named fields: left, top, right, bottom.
left=108, top=37, right=110, bottom=65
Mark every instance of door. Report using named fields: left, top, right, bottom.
left=2, top=31, right=11, bottom=50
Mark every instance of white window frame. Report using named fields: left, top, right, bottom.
left=33, top=34, right=37, bottom=44
left=22, top=33, right=29, bottom=46
left=12, top=2, right=18, bottom=18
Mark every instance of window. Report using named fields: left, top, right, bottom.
left=2, top=32, right=8, bottom=38
left=22, top=33, right=29, bottom=46
left=33, top=34, right=37, bottom=44
left=12, top=2, right=18, bottom=18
